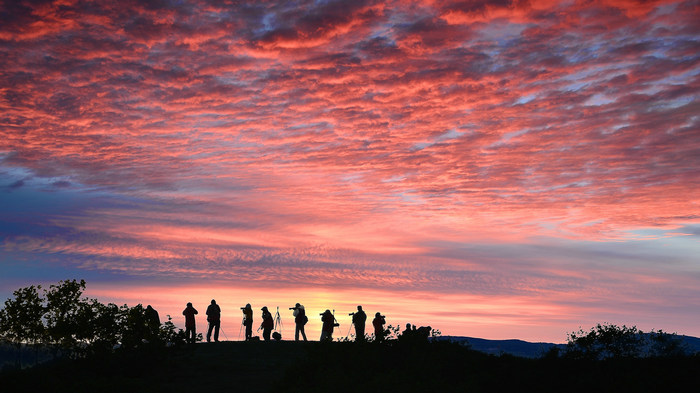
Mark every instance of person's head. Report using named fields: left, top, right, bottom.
left=357, top=305, right=362, bottom=311
left=187, top=302, right=192, bottom=307
left=261, top=306, right=268, bottom=312
left=245, top=303, right=251, bottom=310
left=406, top=323, right=411, bottom=329
left=375, top=312, right=381, bottom=317
left=324, top=309, right=331, bottom=315
left=295, top=303, right=301, bottom=308
left=211, top=299, right=216, bottom=305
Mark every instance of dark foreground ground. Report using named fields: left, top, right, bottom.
left=1, top=340, right=698, bottom=393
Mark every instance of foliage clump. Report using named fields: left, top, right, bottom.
left=0, top=280, right=189, bottom=369
left=562, top=323, right=689, bottom=360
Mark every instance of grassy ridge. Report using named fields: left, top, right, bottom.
left=1, top=340, right=698, bottom=393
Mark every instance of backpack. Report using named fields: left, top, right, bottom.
left=303, top=315, right=309, bottom=325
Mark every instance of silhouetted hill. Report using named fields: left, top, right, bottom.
left=0, top=343, right=53, bottom=370
left=438, top=336, right=564, bottom=357
left=438, top=334, right=700, bottom=358
left=2, top=339, right=699, bottom=393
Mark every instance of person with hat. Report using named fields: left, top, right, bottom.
left=260, top=306, right=274, bottom=341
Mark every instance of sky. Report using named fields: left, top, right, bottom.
left=0, top=0, right=699, bottom=343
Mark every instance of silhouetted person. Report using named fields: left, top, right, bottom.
left=416, top=326, right=432, bottom=340
left=145, top=305, right=160, bottom=341
left=320, top=309, right=335, bottom=341
left=182, top=302, right=198, bottom=344
left=260, top=306, right=273, bottom=341
left=242, top=303, right=253, bottom=341
left=291, top=303, right=308, bottom=341
left=351, top=305, right=367, bottom=342
left=206, top=299, right=221, bottom=342
left=401, top=323, right=414, bottom=340
left=372, top=312, right=386, bottom=343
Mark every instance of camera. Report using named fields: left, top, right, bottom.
left=348, top=312, right=355, bottom=316
left=240, top=307, right=245, bottom=310
left=289, top=307, right=297, bottom=310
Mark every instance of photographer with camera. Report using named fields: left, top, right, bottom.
left=372, top=312, right=386, bottom=343
left=242, top=303, right=253, bottom=341
left=260, top=306, right=273, bottom=341
left=350, top=305, right=367, bottom=342
left=320, top=309, right=336, bottom=341
left=182, top=302, right=198, bottom=344
left=290, top=303, right=308, bottom=341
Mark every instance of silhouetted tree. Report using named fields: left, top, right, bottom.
left=0, top=279, right=190, bottom=364
left=44, top=279, right=87, bottom=356
left=0, top=285, right=45, bottom=367
left=564, top=323, right=688, bottom=359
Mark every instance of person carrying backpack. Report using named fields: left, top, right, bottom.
left=260, top=306, right=274, bottom=341
left=291, top=303, right=308, bottom=341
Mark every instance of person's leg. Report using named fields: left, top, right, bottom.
left=295, top=325, right=300, bottom=341
left=207, top=324, right=213, bottom=342
left=214, top=322, right=220, bottom=342
left=301, top=325, right=307, bottom=341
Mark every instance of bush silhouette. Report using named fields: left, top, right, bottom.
left=0, top=280, right=187, bottom=366
left=563, top=323, right=688, bottom=359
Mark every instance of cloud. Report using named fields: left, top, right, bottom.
left=8, top=179, right=24, bottom=189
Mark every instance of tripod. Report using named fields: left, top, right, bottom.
left=345, top=321, right=355, bottom=341
left=220, top=327, right=229, bottom=341
left=274, top=306, right=283, bottom=332
left=238, top=316, right=245, bottom=340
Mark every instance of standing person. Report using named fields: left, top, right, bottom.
left=351, top=305, right=367, bottom=342
left=144, top=305, right=160, bottom=341
left=320, top=309, right=335, bottom=342
left=372, top=312, right=386, bottom=343
left=182, top=302, right=198, bottom=344
left=242, top=303, right=253, bottom=341
left=291, top=303, right=308, bottom=342
left=206, top=299, right=221, bottom=343
left=260, top=306, right=274, bottom=341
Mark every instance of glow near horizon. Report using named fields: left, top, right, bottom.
left=1, top=0, right=699, bottom=342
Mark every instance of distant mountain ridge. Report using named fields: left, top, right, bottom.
left=438, top=335, right=700, bottom=358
